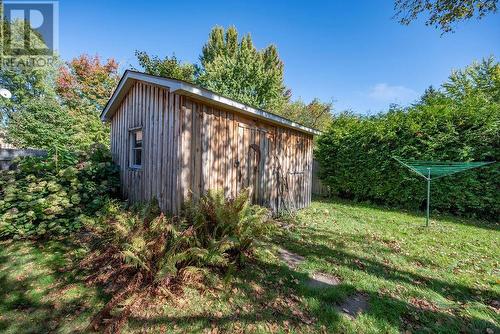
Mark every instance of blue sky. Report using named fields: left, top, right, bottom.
left=59, top=0, right=499, bottom=113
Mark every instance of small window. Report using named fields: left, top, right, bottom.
left=130, top=129, right=143, bottom=169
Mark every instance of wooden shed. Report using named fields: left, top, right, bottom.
left=101, top=70, right=320, bottom=214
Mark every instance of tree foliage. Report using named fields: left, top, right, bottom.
left=0, top=18, right=70, bottom=149
left=1, top=53, right=120, bottom=150
left=7, top=99, right=74, bottom=150
left=0, top=60, right=57, bottom=124
left=315, top=58, right=500, bottom=219
left=135, top=51, right=197, bottom=82
left=57, top=54, right=119, bottom=111
left=442, top=57, right=500, bottom=103
left=135, top=26, right=291, bottom=113
left=56, top=54, right=120, bottom=150
left=0, top=58, right=66, bottom=150
left=394, top=0, right=498, bottom=33
left=197, top=26, right=290, bottom=112
left=281, top=99, right=334, bottom=131
left=0, top=19, right=60, bottom=124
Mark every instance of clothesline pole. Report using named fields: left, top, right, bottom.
left=426, top=168, right=430, bottom=227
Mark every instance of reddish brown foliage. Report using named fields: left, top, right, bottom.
left=56, top=54, right=119, bottom=112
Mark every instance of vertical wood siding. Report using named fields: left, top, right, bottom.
left=312, top=159, right=329, bottom=196
left=110, top=81, right=314, bottom=214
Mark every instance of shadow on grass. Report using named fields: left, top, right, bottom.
left=277, top=226, right=497, bottom=303
left=1, top=224, right=497, bottom=333
left=275, top=223, right=498, bottom=332
left=126, top=218, right=498, bottom=332
left=126, top=256, right=498, bottom=333
left=0, top=239, right=108, bottom=334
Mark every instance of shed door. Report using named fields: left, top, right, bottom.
left=237, top=125, right=274, bottom=206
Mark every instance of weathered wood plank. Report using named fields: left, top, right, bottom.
left=193, top=102, right=202, bottom=199
left=174, top=94, right=182, bottom=213
left=181, top=99, right=192, bottom=201
left=201, top=104, right=208, bottom=194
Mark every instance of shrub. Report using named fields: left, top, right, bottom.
left=82, top=189, right=271, bottom=332
left=0, top=145, right=119, bottom=239
left=316, top=103, right=499, bottom=219
left=315, top=59, right=500, bottom=220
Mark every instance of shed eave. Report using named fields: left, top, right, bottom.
left=171, top=85, right=321, bottom=135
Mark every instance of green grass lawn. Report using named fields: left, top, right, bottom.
left=1, top=199, right=498, bottom=333
left=0, top=239, right=106, bottom=333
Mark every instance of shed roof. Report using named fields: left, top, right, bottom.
left=101, top=70, right=321, bottom=136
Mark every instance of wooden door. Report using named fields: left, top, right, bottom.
left=236, top=125, right=274, bottom=205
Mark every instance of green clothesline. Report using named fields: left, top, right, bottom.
left=393, top=157, right=495, bottom=226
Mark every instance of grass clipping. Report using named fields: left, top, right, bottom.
left=80, top=190, right=272, bottom=333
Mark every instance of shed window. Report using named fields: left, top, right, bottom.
left=130, top=129, right=143, bottom=169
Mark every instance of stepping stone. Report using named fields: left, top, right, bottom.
left=277, top=248, right=305, bottom=269
left=305, top=272, right=341, bottom=289
left=336, top=293, right=369, bottom=319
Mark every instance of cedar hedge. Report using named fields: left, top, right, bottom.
left=315, top=103, right=499, bottom=220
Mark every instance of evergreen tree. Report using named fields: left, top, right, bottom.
left=197, top=26, right=289, bottom=112
left=416, top=85, right=447, bottom=105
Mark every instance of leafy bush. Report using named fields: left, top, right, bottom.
left=6, top=98, right=77, bottom=150
left=0, top=145, right=119, bottom=239
left=315, top=59, right=499, bottom=219
left=82, top=189, right=271, bottom=332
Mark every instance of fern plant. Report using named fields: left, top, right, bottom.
left=83, top=190, right=272, bottom=332
left=183, top=189, right=271, bottom=258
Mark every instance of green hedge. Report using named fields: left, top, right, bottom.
left=315, top=104, right=499, bottom=220
left=0, top=145, right=120, bottom=239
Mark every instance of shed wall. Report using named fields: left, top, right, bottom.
left=110, top=81, right=313, bottom=213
